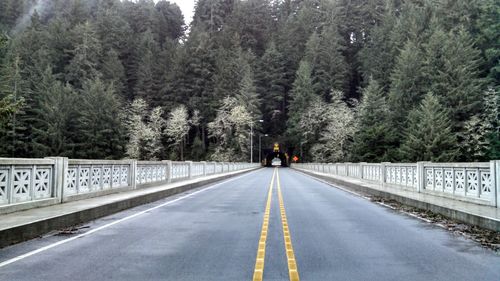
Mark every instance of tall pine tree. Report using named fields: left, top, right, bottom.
left=400, top=93, right=458, bottom=162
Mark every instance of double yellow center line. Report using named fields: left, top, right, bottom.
left=252, top=168, right=300, bottom=281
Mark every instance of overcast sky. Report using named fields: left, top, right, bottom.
left=170, top=0, right=195, bottom=25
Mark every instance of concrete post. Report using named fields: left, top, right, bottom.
left=130, top=159, right=137, bottom=189
left=163, top=160, right=172, bottom=183
left=492, top=160, right=500, bottom=208
left=45, top=157, right=67, bottom=203
left=417, top=162, right=427, bottom=193
left=381, top=162, right=390, bottom=186
left=360, top=162, right=367, bottom=179
left=187, top=161, right=193, bottom=179
left=201, top=161, right=207, bottom=176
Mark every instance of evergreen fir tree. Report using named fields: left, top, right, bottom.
left=226, top=0, right=274, bottom=55
left=286, top=60, right=316, bottom=159
left=192, top=0, right=235, bottom=33
left=30, top=67, right=76, bottom=157
left=77, top=78, right=125, bottom=159
left=388, top=40, right=427, bottom=134
left=474, top=0, right=500, bottom=86
left=423, top=27, right=484, bottom=131
left=359, top=2, right=398, bottom=90
left=0, top=54, right=29, bottom=156
left=134, top=30, right=158, bottom=103
left=256, top=41, right=286, bottom=136
left=101, top=48, right=126, bottom=98
left=95, top=5, right=132, bottom=55
left=462, top=87, right=500, bottom=160
left=65, top=21, right=102, bottom=88
left=237, top=58, right=261, bottom=119
left=351, top=78, right=396, bottom=162
left=153, top=0, right=185, bottom=43
left=400, top=93, right=458, bottom=162
left=485, top=88, right=500, bottom=159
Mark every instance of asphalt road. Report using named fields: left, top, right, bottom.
left=0, top=168, right=499, bottom=281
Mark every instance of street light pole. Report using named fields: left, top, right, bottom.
left=250, top=123, right=253, bottom=163
left=259, top=134, right=269, bottom=164
left=250, top=120, right=264, bottom=163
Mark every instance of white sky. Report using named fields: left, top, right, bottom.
left=170, top=0, right=195, bottom=25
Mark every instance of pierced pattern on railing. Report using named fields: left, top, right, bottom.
left=136, top=165, right=166, bottom=185
left=481, top=172, right=491, bottom=193
left=444, top=170, right=453, bottom=192
left=34, top=168, right=51, bottom=199
left=338, top=165, right=347, bottom=176
left=295, top=162, right=496, bottom=206
left=435, top=170, right=443, bottom=190
left=216, top=164, right=223, bottom=174
left=455, top=170, right=465, bottom=191
left=0, top=160, right=255, bottom=208
left=112, top=167, right=120, bottom=186
left=65, top=165, right=129, bottom=195
left=467, top=170, right=478, bottom=195
left=91, top=168, right=101, bottom=189
left=172, top=163, right=189, bottom=179
left=348, top=165, right=359, bottom=177
left=13, top=169, right=30, bottom=202
left=426, top=169, right=433, bottom=189
left=0, top=165, right=55, bottom=205
left=206, top=164, right=215, bottom=175
left=103, top=167, right=111, bottom=188
left=191, top=164, right=204, bottom=177
left=385, top=165, right=417, bottom=188
left=424, top=166, right=493, bottom=199
left=121, top=167, right=128, bottom=185
left=79, top=167, right=90, bottom=193
left=363, top=165, right=381, bottom=181
left=0, top=169, right=7, bottom=203
left=66, top=167, right=77, bottom=194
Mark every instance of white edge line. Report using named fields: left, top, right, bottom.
left=0, top=169, right=260, bottom=269
left=291, top=169, right=442, bottom=225
left=292, top=169, right=368, bottom=199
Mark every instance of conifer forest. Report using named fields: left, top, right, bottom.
left=0, top=0, right=498, bottom=163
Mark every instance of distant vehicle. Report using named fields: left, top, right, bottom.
left=271, top=158, right=281, bottom=166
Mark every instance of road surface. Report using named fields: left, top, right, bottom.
left=0, top=168, right=499, bottom=280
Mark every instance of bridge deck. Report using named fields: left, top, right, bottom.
left=295, top=168, right=500, bottom=231
left=0, top=168, right=499, bottom=280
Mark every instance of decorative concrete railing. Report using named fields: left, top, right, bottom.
left=293, top=161, right=500, bottom=208
left=0, top=158, right=258, bottom=214
left=136, top=161, right=168, bottom=185
left=0, top=158, right=57, bottom=206
left=65, top=159, right=133, bottom=199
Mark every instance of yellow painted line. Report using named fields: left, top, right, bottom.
left=277, top=168, right=300, bottom=281
left=252, top=168, right=276, bottom=281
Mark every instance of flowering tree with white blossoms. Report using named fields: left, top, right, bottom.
left=310, top=91, right=358, bottom=162
left=165, top=105, right=190, bottom=160
left=208, top=97, right=252, bottom=161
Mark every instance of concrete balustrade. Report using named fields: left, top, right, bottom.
left=0, top=158, right=259, bottom=214
left=294, top=161, right=500, bottom=208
